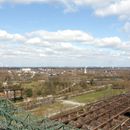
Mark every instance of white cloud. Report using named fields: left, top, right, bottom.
left=0, top=29, right=130, bottom=66
left=0, top=0, right=129, bottom=33
left=13, top=34, right=26, bottom=42
left=0, top=0, right=127, bottom=16
left=26, top=37, right=42, bottom=44
left=122, top=22, right=130, bottom=33
left=0, top=0, right=129, bottom=66
left=0, top=0, right=119, bottom=12
left=70, top=0, right=113, bottom=6
left=0, top=0, right=110, bottom=5
left=0, top=29, right=127, bottom=51
left=95, top=37, right=121, bottom=48
left=95, top=0, right=130, bottom=17
left=0, top=0, right=129, bottom=20
left=25, top=30, right=127, bottom=51
left=0, top=30, right=13, bottom=40
left=27, top=30, right=93, bottom=43
left=0, top=29, right=26, bottom=42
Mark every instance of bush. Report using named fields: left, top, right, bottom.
left=25, top=88, right=33, bottom=97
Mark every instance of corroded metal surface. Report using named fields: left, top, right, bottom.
left=51, top=94, right=130, bottom=130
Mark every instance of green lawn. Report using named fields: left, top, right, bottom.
left=70, top=87, right=126, bottom=103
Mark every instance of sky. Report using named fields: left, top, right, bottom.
left=0, top=0, right=130, bottom=67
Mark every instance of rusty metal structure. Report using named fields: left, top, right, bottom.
left=0, top=94, right=130, bottom=130
left=51, top=94, right=130, bottom=130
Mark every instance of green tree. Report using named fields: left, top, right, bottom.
left=79, top=80, right=88, bottom=89
left=25, top=88, right=33, bottom=97
left=90, top=79, right=94, bottom=86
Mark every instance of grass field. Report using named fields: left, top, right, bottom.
left=70, top=87, right=126, bottom=103
left=30, top=101, right=75, bottom=117
left=18, top=86, right=126, bottom=117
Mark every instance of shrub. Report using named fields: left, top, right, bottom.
left=25, top=88, right=33, bottom=97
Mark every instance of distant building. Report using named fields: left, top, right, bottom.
left=4, top=88, right=23, bottom=101
left=21, top=68, right=31, bottom=73
left=1, top=82, right=23, bottom=101
left=84, top=67, right=87, bottom=74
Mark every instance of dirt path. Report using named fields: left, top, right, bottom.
left=61, top=100, right=85, bottom=106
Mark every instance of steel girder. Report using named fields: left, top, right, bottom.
left=0, top=98, right=79, bottom=130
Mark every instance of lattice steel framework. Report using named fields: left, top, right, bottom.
left=0, top=98, right=79, bottom=130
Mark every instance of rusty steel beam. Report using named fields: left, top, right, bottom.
left=51, top=94, right=124, bottom=121
left=61, top=95, right=129, bottom=124
left=51, top=94, right=130, bottom=130
left=93, top=107, right=130, bottom=130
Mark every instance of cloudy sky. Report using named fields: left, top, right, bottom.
left=0, top=0, right=130, bottom=67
